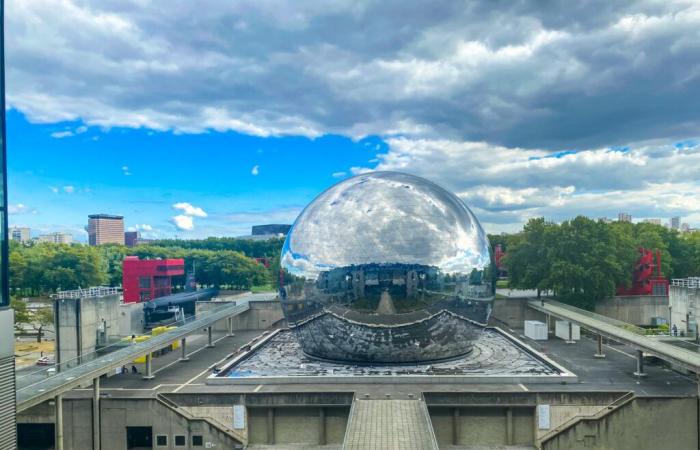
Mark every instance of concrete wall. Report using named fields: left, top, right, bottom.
left=55, top=294, right=120, bottom=368
left=196, top=300, right=285, bottom=332
left=594, top=295, right=668, bottom=326
left=491, top=297, right=546, bottom=328
left=542, top=397, right=698, bottom=450
left=246, top=406, right=349, bottom=446
left=18, top=397, right=242, bottom=450
left=118, top=302, right=144, bottom=337
left=670, top=285, right=700, bottom=334
left=429, top=406, right=534, bottom=447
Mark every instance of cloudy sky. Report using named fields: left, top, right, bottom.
left=5, top=0, right=700, bottom=240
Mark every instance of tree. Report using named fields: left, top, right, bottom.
left=503, top=218, right=556, bottom=297
left=10, top=297, right=30, bottom=331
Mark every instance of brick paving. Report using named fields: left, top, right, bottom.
left=343, top=398, right=438, bottom=450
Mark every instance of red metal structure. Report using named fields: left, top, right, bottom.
left=616, top=248, right=669, bottom=296
left=494, top=244, right=508, bottom=278
left=122, top=256, right=185, bottom=303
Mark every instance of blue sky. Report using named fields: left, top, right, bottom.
left=7, top=110, right=387, bottom=239
left=6, top=1, right=700, bottom=240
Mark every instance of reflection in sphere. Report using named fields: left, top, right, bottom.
left=280, top=171, right=495, bottom=364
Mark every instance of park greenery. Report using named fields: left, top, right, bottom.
left=9, top=238, right=284, bottom=297
left=492, top=216, right=700, bottom=309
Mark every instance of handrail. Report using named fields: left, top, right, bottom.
left=538, top=392, right=636, bottom=447
left=156, top=394, right=247, bottom=445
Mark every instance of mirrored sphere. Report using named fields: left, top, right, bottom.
left=280, top=171, right=495, bottom=363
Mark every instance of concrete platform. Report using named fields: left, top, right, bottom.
left=208, top=328, right=576, bottom=385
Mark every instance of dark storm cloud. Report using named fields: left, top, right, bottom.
left=7, top=0, right=700, bottom=149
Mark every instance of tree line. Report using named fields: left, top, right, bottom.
left=492, top=217, right=700, bottom=309
left=9, top=238, right=284, bottom=297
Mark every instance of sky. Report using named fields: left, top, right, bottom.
left=5, top=0, right=700, bottom=240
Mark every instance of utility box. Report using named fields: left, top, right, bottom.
left=524, top=320, right=548, bottom=340
left=555, top=320, right=581, bottom=341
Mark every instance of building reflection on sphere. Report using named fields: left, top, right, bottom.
left=280, top=171, right=495, bottom=363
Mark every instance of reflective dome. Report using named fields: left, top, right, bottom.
left=280, top=171, right=495, bottom=363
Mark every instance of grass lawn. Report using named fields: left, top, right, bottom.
left=251, top=284, right=276, bottom=293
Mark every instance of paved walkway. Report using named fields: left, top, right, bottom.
left=343, top=398, right=438, bottom=450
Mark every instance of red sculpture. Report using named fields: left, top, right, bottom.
left=616, top=247, right=669, bottom=296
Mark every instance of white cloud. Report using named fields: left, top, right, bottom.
left=8, top=203, right=28, bottom=214
left=49, top=186, right=59, bottom=194
left=122, top=165, right=131, bottom=176
left=251, top=165, right=259, bottom=176
left=50, top=125, right=87, bottom=139
left=171, top=215, right=194, bottom=231
left=332, top=171, right=347, bottom=178
left=62, top=185, right=75, bottom=193
left=172, top=202, right=207, bottom=217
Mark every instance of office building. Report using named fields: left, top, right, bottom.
left=36, top=232, right=72, bottom=244
left=10, top=226, right=30, bottom=242
left=124, top=231, right=139, bottom=248
left=0, top=5, right=17, bottom=446
left=87, top=214, right=124, bottom=245
left=618, top=212, right=632, bottom=222
left=671, top=216, right=681, bottom=230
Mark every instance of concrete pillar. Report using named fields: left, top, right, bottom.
left=267, top=408, right=275, bottom=445
left=55, top=394, right=64, bottom=450
left=452, top=407, right=460, bottom=445
left=207, top=326, right=214, bottom=348
left=227, top=317, right=234, bottom=337
left=179, top=338, right=189, bottom=362
left=634, top=350, right=647, bottom=377
left=143, top=353, right=155, bottom=380
left=506, top=408, right=514, bottom=445
left=93, top=377, right=100, bottom=450
left=319, top=407, right=326, bottom=445
left=594, top=334, right=606, bottom=358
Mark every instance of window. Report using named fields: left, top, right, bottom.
left=156, top=435, right=167, bottom=446
left=139, top=276, right=152, bottom=289
left=192, top=435, right=203, bottom=446
left=175, top=435, right=186, bottom=446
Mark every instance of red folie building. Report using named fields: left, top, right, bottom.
left=616, top=247, right=669, bottom=296
left=122, top=256, right=185, bottom=303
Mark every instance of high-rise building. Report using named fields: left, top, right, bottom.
left=670, top=216, right=681, bottom=230
left=643, top=218, right=661, bottom=225
left=87, top=214, right=125, bottom=245
left=10, top=226, right=30, bottom=242
left=124, top=231, right=139, bottom=247
left=0, top=4, right=17, bottom=446
left=36, top=232, right=73, bottom=244
left=681, top=223, right=690, bottom=233
left=617, top=212, right=632, bottom=222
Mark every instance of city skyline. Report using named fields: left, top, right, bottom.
left=5, top=1, right=700, bottom=240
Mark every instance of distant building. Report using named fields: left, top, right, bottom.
left=10, top=226, right=30, bottom=242
left=670, top=216, right=681, bottom=230
left=88, top=214, right=125, bottom=245
left=617, top=212, right=632, bottom=222
left=252, top=224, right=291, bottom=236
left=681, top=223, right=690, bottom=233
left=37, top=232, right=73, bottom=244
left=124, top=231, right=140, bottom=248
left=122, top=256, right=185, bottom=303
left=643, top=218, right=661, bottom=225
left=598, top=217, right=612, bottom=224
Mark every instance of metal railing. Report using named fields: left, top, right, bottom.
left=52, top=286, right=121, bottom=300
left=671, top=278, right=700, bottom=289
